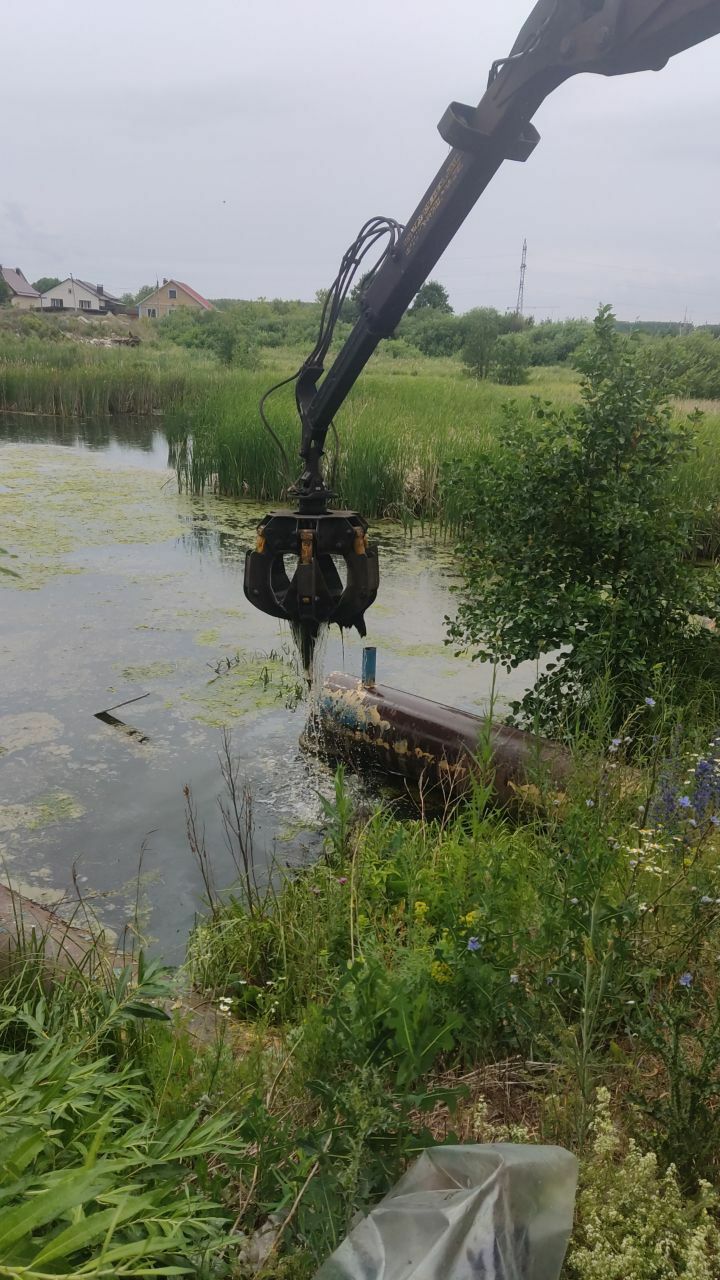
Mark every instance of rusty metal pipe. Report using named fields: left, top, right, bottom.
left=317, top=673, right=568, bottom=804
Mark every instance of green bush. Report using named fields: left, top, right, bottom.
left=447, top=305, right=720, bottom=735
left=528, top=318, right=592, bottom=366
left=642, top=331, right=720, bottom=400
left=492, top=331, right=530, bottom=384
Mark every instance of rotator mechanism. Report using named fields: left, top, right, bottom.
left=245, top=0, right=720, bottom=666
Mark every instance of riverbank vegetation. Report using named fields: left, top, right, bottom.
left=7, top=716, right=720, bottom=1277
left=448, top=308, right=720, bottom=735
left=4, top=309, right=720, bottom=1276
left=3, top=300, right=720, bottom=550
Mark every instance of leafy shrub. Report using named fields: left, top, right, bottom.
left=460, top=307, right=503, bottom=378
left=642, top=331, right=720, bottom=400
left=447, top=305, right=720, bottom=735
left=492, top=332, right=530, bottom=384
left=401, top=311, right=463, bottom=357
left=528, top=318, right=591, bottom=366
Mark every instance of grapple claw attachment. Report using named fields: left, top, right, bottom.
left=244, top=510, right=379, bottom=652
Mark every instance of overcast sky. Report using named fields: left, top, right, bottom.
left=3, top=0, right=719, bottom=321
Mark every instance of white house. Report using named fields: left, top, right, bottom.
left=40, top=279, right=121, bottom=314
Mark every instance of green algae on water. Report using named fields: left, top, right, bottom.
left=0, top=790, right=84, bottom=833
left=0, top=445, right=184, bottom=590
left=119, top=661, right=177, bottom=682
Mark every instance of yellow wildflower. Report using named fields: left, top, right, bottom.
left=431, top=960, right=452, bottom=984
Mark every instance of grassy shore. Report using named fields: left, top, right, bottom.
left=6, top=715, right=720, bottom=1278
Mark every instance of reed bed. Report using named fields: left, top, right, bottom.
left=168, top=364, right=720, bottom=548
left=3, top=329, right=720, bottom=547
left=0, top=336, right=216, bottom=417
left=168, top=369, right=556, bottom=524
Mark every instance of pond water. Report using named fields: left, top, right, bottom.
left=0, top=413, right=535, bottom=958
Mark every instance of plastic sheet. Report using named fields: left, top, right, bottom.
left=314, top=1143, right=578, bottom=1280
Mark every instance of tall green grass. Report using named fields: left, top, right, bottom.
left=168, top=363, right=720, bottom=549
left=0, top=939, right=244, bottom=1276
left=0, top=334, right=219, bottom=417
left=168, top=367, right=579, bottom=523
left=3, top=326, right=720, bottom=550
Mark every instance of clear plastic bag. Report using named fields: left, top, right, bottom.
left=313, top=1144, right=578, bottom=1280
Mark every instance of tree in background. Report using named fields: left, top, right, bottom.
left=118, top=285, right=156, bottom=306
left=447, top=306, right=720, bottom=734
left=460, top=307, right=503, bottom=378
left=492, top=332, right=530, bottom=385
left=31, top=276, right=60, bottom=294
left=402, top=311, right=463, bottom=357
left=0, top=277, right=10, bottom=305
left=526, top=318, right=591, bottom=366
left=410, top=280, right=453, bottom=314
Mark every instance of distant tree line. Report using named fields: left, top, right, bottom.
left=69, top=273, right=717, bottom=397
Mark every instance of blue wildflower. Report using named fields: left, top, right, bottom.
left=467, top=937, right=480, bottom=953
left=679, top=972, right=693, bottom=988
left=645, top=697, right=656, bottom=708
left=678, top=796, right=692, bottom=809
left=692, top=750, right=720, bottom=821
left=586, top=799, right=595, bottom=809
left=711, top=816, right=720, bottom=828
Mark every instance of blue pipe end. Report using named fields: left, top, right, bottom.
left=361, top=646, right=377, bottom=688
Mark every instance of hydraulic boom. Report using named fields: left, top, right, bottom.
left=245, top=0, right=720, bottom=664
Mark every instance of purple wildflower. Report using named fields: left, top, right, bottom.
left=692, top=750, right=720, bottom=821
left=678, top=796, right=691, bottom=809
left=467, top=937, right=480, bottom=953
left=337, top=877, right=348, bottom=885
left=679, top=972, right=693, bottom=988
left=645, top=697, right=656, bottom=708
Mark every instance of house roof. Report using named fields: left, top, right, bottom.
left=141, top=280, right=213, bottom=311
left=74, top=279, right=120, bottom=303
left=173, top=281, right=213, bottom=310
left=0, top=266, right=39, bottom=298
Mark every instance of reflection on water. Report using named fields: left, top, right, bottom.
left=0, top=412, right=536, bottom=958
left=0, top=412, right=170, bottom=469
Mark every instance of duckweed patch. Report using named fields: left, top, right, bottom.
left=0, top=790, right=84, bottom=833
left=0, top=445, right=183, bottom=589
left=181, top=653, right=303, bottom=726
left=195, top=628, right=222, bottom=647
left=119, top=661, right=177, bottom=682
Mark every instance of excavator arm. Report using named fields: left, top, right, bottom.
left=245, top=0, right=720, bottom=663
